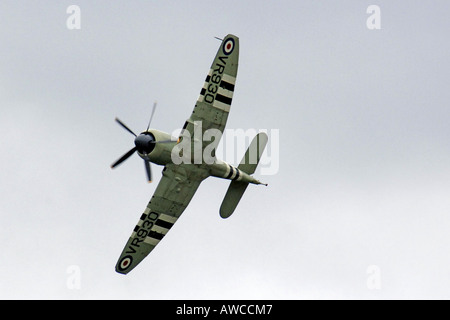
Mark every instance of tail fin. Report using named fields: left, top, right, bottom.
left=220, top=132, right=268, bottom=218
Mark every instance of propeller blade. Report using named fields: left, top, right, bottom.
left=146, top=101, right=157, bottom=132
left=115, top=118, right=137, bottom=137
left=144, top=160, right=152, bottom=182
left=111, top=147, right=137, bottom=169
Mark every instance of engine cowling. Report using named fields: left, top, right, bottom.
left=136, top=129, right=176, bottom=166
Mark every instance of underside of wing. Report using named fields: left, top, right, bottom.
left=115, top=164, right=209, bottom=274
left=180, top=34, right=239, bottom=150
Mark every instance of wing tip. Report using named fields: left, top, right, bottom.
left=115, top=268, right=128, bottom=275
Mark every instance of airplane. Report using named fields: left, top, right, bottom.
left=111, top=34, right=268, bottom=274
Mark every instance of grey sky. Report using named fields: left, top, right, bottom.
left=1, top=1, right=450, bottom=299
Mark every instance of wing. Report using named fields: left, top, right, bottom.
left=115, top=163, right=209, bottom=274
left=180, top=34, right=239, bottom=150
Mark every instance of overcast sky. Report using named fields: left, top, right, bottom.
left=1, top=1, right=450, bottom=299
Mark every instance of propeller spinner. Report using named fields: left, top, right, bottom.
left=111, top=102, right=159, bottom=182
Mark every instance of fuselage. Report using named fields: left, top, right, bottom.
left=139, top=129, right=263, bottom=185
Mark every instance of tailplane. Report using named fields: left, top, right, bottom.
left=219, top=132, right=268, bottom=218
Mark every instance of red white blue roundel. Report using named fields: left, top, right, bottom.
left=223, top=38, right=234, bottom=55
left=118, top=255, right=133, bottom=271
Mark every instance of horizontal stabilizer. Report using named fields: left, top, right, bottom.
left=220, top=181, right=249, bottom=218
left=237, top=132, right=268, bottom=174
left=219, top=132, right=268, bottom=218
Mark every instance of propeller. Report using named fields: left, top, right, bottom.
left=111, top=102, right=164, bottom=183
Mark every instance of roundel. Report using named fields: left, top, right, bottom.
left=223, top=38, right=234, bottom=55
left=118, top=255, right=133, bottom=271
